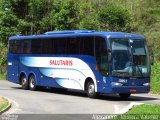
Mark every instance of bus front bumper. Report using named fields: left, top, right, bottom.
left=98, top=85, right=150, bottom=94
left=111, top=85, right=150, bottom=94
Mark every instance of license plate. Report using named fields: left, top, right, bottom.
left=130, top=88, right=136, bottom=92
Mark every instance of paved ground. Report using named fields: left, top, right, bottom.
left=0, top=80, right=160, bottom=120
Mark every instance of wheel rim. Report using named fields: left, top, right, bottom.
left=22, top=77, right=27, bottom=86
left=88, top=83, right=95, bottom=95
left=30, top=77, right=35, bottom=89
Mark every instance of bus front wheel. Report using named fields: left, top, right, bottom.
left=119, top=93, right=131, bottom=99
left=87, top=81, right=97, bottom=98
left=29, top=75, right=37, bottom=91
left=21, top=75, right=28, bottom=90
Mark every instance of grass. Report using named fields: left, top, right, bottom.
left=125, top=104, right=160, bottom=114
left=111, top=104, right=160, bottom=120
left=150, top=61, right=160, bottom=94
left=0, top=97, right=9, bottom=112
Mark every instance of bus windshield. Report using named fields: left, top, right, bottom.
left=111, top=39, right=150, bottom=78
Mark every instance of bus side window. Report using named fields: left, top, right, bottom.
left=23, top=40, right=31, bottom=54
left=67, top=37, right=80, bottom=54
left=15, top=41, right=23, bottom=54
left=31, top=39, right=42, bottom=54
left=80, top=37, right=94, bottom=56
left=54, top=38, right=67, bottom=54
left=42, top=39, right=53, bottom=54
left=95, top=37, right=108, bottom=76
left=9, top=41, right=15, bottom=53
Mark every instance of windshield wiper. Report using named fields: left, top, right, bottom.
left=134, top=64, right=143, bottom=77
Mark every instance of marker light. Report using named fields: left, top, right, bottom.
left=95, top=65, right=99, bottom=70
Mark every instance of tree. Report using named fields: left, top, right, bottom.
left=77, top=0, right=99, bottom=30
left=0, top=42, right=7, bottom=73
left=0, top=1, right=19, bottom=44
left=98, top=3, right=130, bottom=31
left=51, top=0, right=78, bottom=30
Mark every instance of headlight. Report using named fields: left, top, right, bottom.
left=143, top=83, right=150, bottom=86
left=111, top=82, right=123, bottom=86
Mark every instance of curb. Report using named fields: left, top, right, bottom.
left=118, top=102, right=143, bottom=114
left=0, top=97, right=12, bottom=115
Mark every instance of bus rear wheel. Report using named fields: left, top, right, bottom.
left=29, top=75, right=37, bottom=91
left=21, top=75, right=28, bottom=90
left=87, top=81, right=97, bottom=98
left=119, top=93, right=131, bottom=99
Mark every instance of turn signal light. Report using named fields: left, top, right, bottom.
left=95, top=65, right=99, bottom=70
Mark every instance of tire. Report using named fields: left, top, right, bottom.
left=29, top=75, right=37, bottom=91
left=21, top=75, right=28, bottom=90
left=119, top=93, right=131, bottom=99
left=87, top=81, right=98, bottom=98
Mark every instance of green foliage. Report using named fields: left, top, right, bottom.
left=151, top=62, right=160, bottom=94
left=98, top=3, right=131, bottom=31
left=77, top=0, right=100, bottom=30
left=31, top=0, right=78, bottom=32
left=0, top=42, right=6, bottom=65
left=111, top=104, right=160, bottom=120
left=0, top=42, right=7, bottom=74
left=52, top=0, right=78, bottom=30
left=127, top=104, right=160, bottom=114
left=0, top=72, right=6, bottom=80
left=0, top=9, right=19, bottom=44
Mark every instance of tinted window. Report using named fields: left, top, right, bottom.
left=42, top=39, right=54, bottom=54
left=9, top=40, right=31, bottom=54
left=22, top=40, right=31, bottom=54
left=31, top=39, right=42, bottom=54
left=80, top=37, right=94, bottom=56
left=54, top=38, right=67, bottom=54
left=9, top=41, right=16, bottom=53
left=95, top=37, right=108, bottom=76
left=132, top=40, right=146, bottom=55
left=14, top=41, right=23, bottom=54
left=9, top=36, right=96, bottom=55
left=67, top=37, right=80, bottom=54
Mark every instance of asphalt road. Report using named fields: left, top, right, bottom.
left=0, top=80, right=160, bottom=120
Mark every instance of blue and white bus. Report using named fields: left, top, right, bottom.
left=7, top=30, right=151, bottom=98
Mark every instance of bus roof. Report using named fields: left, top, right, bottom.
left=9, top=30, right=145, bottom=40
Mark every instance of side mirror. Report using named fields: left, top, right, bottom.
left=108, top=49, right=112, bottom=62
left=150, top=54, right=154, bottom=65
